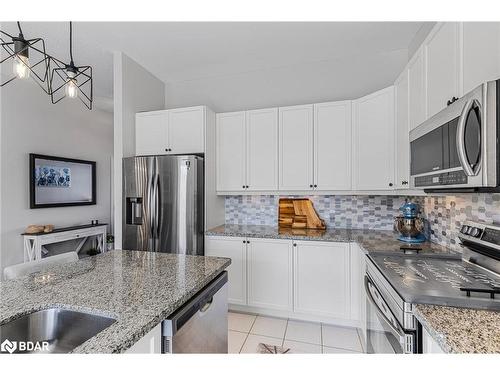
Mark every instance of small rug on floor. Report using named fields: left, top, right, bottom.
left=258, top=343, right=291, bottom=354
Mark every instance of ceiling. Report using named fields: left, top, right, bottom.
left=1, top=22, right=431, bottom=111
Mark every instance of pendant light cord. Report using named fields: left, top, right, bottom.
left=17, top=22, right=23, bottom=36
left=69, top=21, right=74, bottom=65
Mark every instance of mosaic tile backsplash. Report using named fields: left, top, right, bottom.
left=224, top=195, right=419, bottom=230
left=225, top=193, right=500, bottom=251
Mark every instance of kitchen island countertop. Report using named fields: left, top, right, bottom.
left=0, top=250, right=230, bottom=353
left=414, top=304, right=500, bottom=353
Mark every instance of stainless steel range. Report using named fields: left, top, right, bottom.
left=365, top=221, right=500, bottom=354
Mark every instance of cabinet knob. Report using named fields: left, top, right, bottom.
left=246, top=185, right=249, bottom=189
left=402, top=181, right=408, bottom=185
left=389, top=182, right=393, bottom=187
left=165, top=148, right=168, bottom=152
left=242, top=185, right=245, bottom=189
left=293, top=243, right=297, bottom=247
left=314, top=184, right=317, bottom=188
left=309, top=184, right=313, bottom=188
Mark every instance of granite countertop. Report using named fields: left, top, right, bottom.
left=414, top=304, right=500, bottom=353
left=0, top=250, right=230, bottom=353
left=206, top=224, right=459, bottom=257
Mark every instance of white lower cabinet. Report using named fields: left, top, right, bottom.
left=205, top=235, right=363, bottom=325
left=247, top=238, right=293, bottom=311
left=422, top=327, right=445, bottom=353
left=125, top=323, right=162, bottom=353
left=293, top=241, right=350, bottom=319
left=205, top=236, right=247, bottom=305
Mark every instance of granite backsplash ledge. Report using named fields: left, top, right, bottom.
left=225, top=193, right=500, bottom=252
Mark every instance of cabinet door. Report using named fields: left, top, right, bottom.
left=350, top=243, right=367, bottom=343
left=293, top=241, right=350, bottom=319
left=314, top=101, right=352, bottom=190
left=279, top=105, right=314, bottom=191
left=352, top=86, right=395, bottom=190
left=394, top=70, right=410, bottom=189
left=205, top=236, right=247, bottom=305
left=135, top=111, right=168, bottom=156
left=125, top=323, right=162, bottom=353
left=246, top=108, right=279, bottom=191
left=408, top=48, right=427, bottom=130
left=247, top=238, right=292, bottom=311
left=422, top=328, right=445, bottom=353
left=216, top=112, right=246, bottom=192
left=462, top=22, right=500, bottom=94
left=425, top=22, right=460, bottom=118
left=168, top=106, right=205, bottom=154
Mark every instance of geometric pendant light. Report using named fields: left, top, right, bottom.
left=0, top=22, right=51, bottom=94
left=49, top=22, right=93, bottom=110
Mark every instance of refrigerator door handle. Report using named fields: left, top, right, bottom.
left=154, top=173, right=160, bottom=239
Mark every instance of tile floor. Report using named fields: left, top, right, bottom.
left=228, top=311, right=365, bottom=354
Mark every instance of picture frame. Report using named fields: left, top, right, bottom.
left=29, top=153, right=96, bottom=209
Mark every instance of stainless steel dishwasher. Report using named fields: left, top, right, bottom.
left=162, top=271, right=228, bottom=353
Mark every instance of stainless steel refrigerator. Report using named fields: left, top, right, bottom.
left=122, top=155, right=204, bottom=255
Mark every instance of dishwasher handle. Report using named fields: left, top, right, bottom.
left=162, top=271, right=227, bottom=336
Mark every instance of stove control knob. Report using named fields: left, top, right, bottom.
left=470, top=227, right=482, bottom=238
left=461, top=225, right=470, bottom=234
left=466, top=226, right=475, bottom=235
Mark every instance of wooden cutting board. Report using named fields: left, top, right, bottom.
left=278, top=198, right=326, bottom=230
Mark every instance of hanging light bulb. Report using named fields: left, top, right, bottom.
left=12, top=32, right=30, bottom=79
left=65, top=69, right=78, bottom=99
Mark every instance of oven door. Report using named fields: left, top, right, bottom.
left=365, top=275, right=416, bottom=354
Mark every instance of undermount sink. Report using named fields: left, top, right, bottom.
left=0, top=308, right=116, bottom=353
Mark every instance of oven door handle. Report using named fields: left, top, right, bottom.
left=456, top=98, right=480, bottom=176
left=364, top=275, right=413, bottom=353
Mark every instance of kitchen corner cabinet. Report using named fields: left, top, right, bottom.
left=247, top=238, right=293, bottom=311
left=293, top=241, right=350, bottom=319
left=279, top=105, right=314, bottom=190
left=425, top=22, right=460, bottom=119
left=408, top=47, right=426, bottom=131
left=135, top=106, right=206, bottom=156
left=205, top=236, right=247, bottom=305
left=352, top=86, right=395, bottom=190
left=394, top=70, right=410, bottom=189
left=216, top=108, right=278, bottom=192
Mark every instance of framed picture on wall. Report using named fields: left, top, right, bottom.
left=29, top=153, right=96, bottom=208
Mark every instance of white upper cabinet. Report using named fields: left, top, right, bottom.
left=136, top=106, right=206, bottom=156
left=246, top=108, right=279, bottom=191
left=293, top=241, right=350, bottom=319
left=216, top=112, right=246, bottom=192
left=394, top=70, right=410, bottom=189
left=462, top=22, right=500, bottom=94
left=167, top=106, right=205, bottom=154
left=408, top=48, right=427, bottom=131
left=314, top=101, right=352, bottom=190
left=425, top=22, right=460, bottom=118
left=279, top=105, right=314, bottom=190
left=353, top=86, right=395, bottom=190
left=135, top=111, right=169, bottom=156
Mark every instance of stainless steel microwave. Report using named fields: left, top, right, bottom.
left=409, top=79, right=500, bottom=192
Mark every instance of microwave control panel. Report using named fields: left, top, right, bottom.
left=414, top=170, right=468, bottom=187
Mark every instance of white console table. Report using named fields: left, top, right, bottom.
left=22, top=224, right=107, bottom=262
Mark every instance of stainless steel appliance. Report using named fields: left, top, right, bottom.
left=123, top=155, right=204, bottom=254
left=162, top=271, right=228, bottom=353
left=409, top=79, right=500, bottom=192
left=365, top=221, right=500, bottom=353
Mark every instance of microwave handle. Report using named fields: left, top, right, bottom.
left=456, top=98, right=477, bottom=176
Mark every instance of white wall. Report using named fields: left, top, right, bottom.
left=113, top=52, right=165, bottom=249
left=0, top=77, right=113, bottom=271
